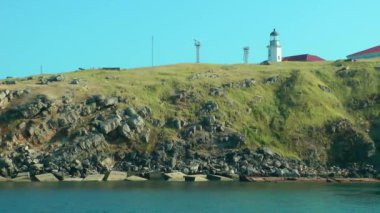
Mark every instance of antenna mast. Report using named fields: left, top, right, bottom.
left=243, top=47, right=250, bottom=64
left=194, top=40, right=201, bottom=63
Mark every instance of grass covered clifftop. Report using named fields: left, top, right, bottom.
left=1, top=59, right=380, bottom=167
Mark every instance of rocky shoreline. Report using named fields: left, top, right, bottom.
left=1, top=145, right=379, bottom=183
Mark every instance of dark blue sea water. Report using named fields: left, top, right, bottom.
left=0, top=182, right=379, bottom=213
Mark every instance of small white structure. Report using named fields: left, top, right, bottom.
left=267, top=29, right=282, bottom=62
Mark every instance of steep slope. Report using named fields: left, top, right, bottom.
left=1, top=60, right=380, bottom=179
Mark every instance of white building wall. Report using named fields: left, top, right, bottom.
left=268, top=45, right=282, bottom=62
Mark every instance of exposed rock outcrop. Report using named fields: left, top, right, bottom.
left=1, top=72, right=380, bottom=181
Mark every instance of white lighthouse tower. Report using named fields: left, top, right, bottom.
left=267, top=29, right=282, bottom=62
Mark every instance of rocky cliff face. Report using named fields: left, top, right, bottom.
left=1, top=61, right=380, bottom=179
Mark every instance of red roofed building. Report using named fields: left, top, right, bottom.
left=347, top=45, right=380, bottom=60
left=282, top=54, right=325, bottom=62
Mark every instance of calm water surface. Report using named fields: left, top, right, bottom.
left=0, top=182, right=379, bottom=213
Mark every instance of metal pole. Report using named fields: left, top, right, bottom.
left=196, top=46, right=200, bottom=63
left=194, top=40, right=200, bottom=63
left=151, top=36, right=154, bottom=67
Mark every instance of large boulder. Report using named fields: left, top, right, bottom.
left=140, top=129, right=150, bottom=143
left=23, top=121, right=52, bottom=144
left=100, top=157, right=114, bottom=171
left=98, top=115, right=122, bottom=134
left=72, top=134, right=108, bottom=154
left=257, top=147, right=275, bottom=157
left=48, top=75, right=65, bottom=82
left=209, top=87, right=225, bottom=96
left=39, top=78, right=49, bottom=85
left=119, top=123, right=132, bottom=139
left=127, top=116, right=145, bottom=132
left=86, top=95, right=118, bottom=109
left=166, top=117, right=186, bottom=130
left=0, top=157, right=15, bottom=177
left=81, top=104, right=97, bottom=116
left=0, top=90, right=8, bottom=109
left=218, top=133, right=246, bottom=148
left=15, top=95, right=52, bottom=119
left=58, top=111, right=80, bottom=127
left=125, top=107, right=139, bottom=117
left=236, top=79, right=256, bottom=88
left=137, top=106, right=152, bottom=119
left=201, top=100, right=219, bottom=113
left=103, top=97, right=119, bottom=108
left=0, top=157, right=13, bottom=169
left=71, top=79, right=80, bottom=85
left=3, top=80, right=16, bottom=85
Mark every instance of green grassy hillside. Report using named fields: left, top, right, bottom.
left=1, top=59, right=380, bottom=165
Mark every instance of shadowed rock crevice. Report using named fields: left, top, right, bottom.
left=326, top=119, right=376, bottom=166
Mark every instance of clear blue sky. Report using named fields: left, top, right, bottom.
left=1, top=0, right=379, bottom=78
